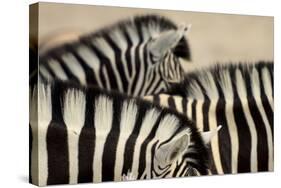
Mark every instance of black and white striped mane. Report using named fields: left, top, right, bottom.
left=40, top=15, right=191, bottom=60
left=168, top=61, right=273, bottom=99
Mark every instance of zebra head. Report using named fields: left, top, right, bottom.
left=149, top=24, right=191, bottom=85
left=149, top=117, right=219, bottom=179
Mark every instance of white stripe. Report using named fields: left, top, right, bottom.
left=251, top=67, right=273, bottom=171
left=92, top=37, right=124, bottom=91
left=102, top=66, right=111, bottom=90
left=30, top=86, right=39, bottom=186
left=93, top=96, right=113, bottom=182
left=186, top=98, right=193, bottom=120
left=126, top=24, right=140, bottom=94
left=114, top=101, right=138, bottom=181
left=39, top=65, right=53, bottom=80
left=195, top=99, right=204, bottom=132
left=236, top=69, right=258, bottom=172
left=262, top=67, right=273, bottom=109
left=203, top=72, right=224, bottom=174
left=62, top=53, right=86, bottom=85
left=48, top=59, right=68, bottom=80
left=158, top=94, right=169, bottom=108
left=63, top=89, right=86, bottom=184
left=131, top=109, right=160, bottom=178
left=192, top=82, right=204, bottom=132
left=173, top=96, right=183, bottom=113
left=77, top=45, right=102, bottom=86
left=31, top=83, right=52, bottom=186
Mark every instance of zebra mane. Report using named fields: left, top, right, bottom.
left=171, top=61, right=273, bottom=100
left=37, top=80, right=196, bottom=131
left=40, top=14, right=191, bottom=60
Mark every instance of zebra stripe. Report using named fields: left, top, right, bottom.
left=29, top=81, right=211, bottom=186
left=144, top=61, right=274, bottom=174
left=38, top=15, right=191, bottom=96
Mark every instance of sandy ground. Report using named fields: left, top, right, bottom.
left=30, top=2, right=274, bottom=71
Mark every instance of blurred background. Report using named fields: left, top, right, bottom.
left=30, top=2, right=274, bottom=71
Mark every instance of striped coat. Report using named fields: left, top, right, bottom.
left=29, top=81, right=216, bottom=186
left=38, top=15, right=192, bottom=96
left=144, top=61, right=274, bottom=174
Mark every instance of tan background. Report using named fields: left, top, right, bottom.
left=34, top=2, right=274, bottom=71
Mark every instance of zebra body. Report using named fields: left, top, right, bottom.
left=144, top=61, right=274, bottom=174
left=38, top=15, right=191, bottom=96
left=29, top=81, right=217, bottom=186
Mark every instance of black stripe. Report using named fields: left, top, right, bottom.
left=138, top=44, right=149, bottom=96
left=149, top=67, right=165, bottom=95
left=244, top=70, right=269, bottom=171
left=78, top=89, right=96, bottom=183
left=121, top=27, right=133, bottom=77
left=29, top=124, right=32, bottom=183
left=80, top=40, right=107, bottom=87
left=168, top=96, right=176, bottom=110
left=41, top=62, right=56, bottom=79
left=103, top=35, right=128, bottom=92
left=191, top=100, right=197, bottom=122
left=91, top=44, right=118, bottom=90
left=47, top=84, right=69, bottom=185
left=182, top=98, right=187, bottom=117
left=137, top=113, right=162, bottom=179
left=122, top=102, right=147, bottom=175
left=88, top=42, right=119, bottom=90
left=65, top=44, right=98, bottom=86
left=215, top=80, right=231, bottom=174
left=102, top=98, right=122, bottom=181
left=150, top=77, right=163, bottom=95
left=231, top=69, right=251, bottom=173
left=144, top=68, right=157, bottom=94
left=54, top=55, right=80, bottom=84
left=153, top=95, right=160, bottom=105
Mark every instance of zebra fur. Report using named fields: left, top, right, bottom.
left=29, top=81, right=217, bottom=186
left=144, top=61, right=274, bottom=174
left=38, top=15, right=192, bottom=96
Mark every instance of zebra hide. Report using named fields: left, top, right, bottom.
left=29, top=81, right=220, bottom=186
left=144, top=61, right=274, bottom=175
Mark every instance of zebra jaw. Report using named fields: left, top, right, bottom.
left=149, top=23, right=191, bottom=59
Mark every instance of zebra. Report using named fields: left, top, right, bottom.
left=144, top=61, right=274, bottom=175
left=29, top=81, right=220, bottom=186
left=37, top=15, right=192, bottom=96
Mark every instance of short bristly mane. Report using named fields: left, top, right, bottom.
left=175, top=61, right=273, bottom=100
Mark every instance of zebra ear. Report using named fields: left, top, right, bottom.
left=200, top=125, right=222, bottom=145
left=155, top=132, right=190, bottom=164
left=150, top=24, right=191, bottom=59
